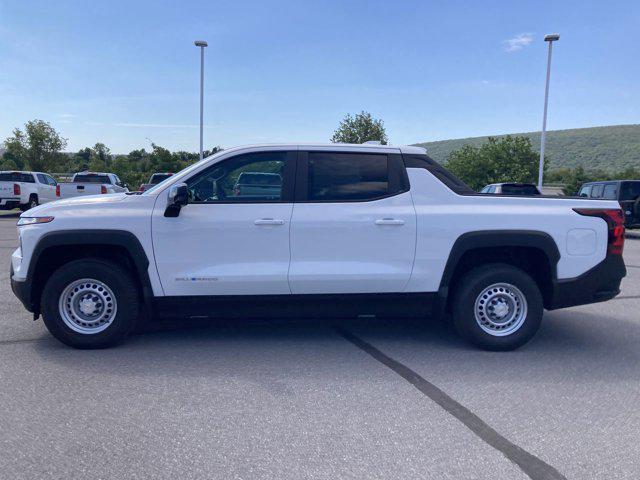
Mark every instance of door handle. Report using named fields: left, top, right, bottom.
left=254, top=218, right=285, bottom=226
left=374, top=218, right=405, bottom=226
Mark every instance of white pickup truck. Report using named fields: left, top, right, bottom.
left=10, top=144, right=626, bottom=350
left=57, top=172, right=129, bottom=199
left=0, top=171, right=59, bottom=211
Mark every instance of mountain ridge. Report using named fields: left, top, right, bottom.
left=412, top=124, right=640, bottom=172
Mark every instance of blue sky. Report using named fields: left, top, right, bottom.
left=1, top=0, right=638, bottom=153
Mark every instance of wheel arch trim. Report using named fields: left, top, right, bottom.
left=25, top=229, right=153, bottom=315
left=438, top=230, right=561, bottom=299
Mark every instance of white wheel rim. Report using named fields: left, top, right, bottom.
left=58, top=278, right=117, bottom=334
left=474, top=283, right=527, bottom=337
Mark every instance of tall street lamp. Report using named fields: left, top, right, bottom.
left=194, top=40, right=208, bottom=160
left=538, top=33, right=560, bottom=190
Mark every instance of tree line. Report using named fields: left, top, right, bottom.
left=3, top=116, right=638, bottom=193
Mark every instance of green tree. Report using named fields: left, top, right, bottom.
left=330, top=111, right=388, bottom=145
left=89, top=142, right=112, bottom=170
left=3, top=120, right=67, bottom=171
left=445, top=136, right=545, bottom=191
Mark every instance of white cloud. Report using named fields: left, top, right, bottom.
left=57, top=113, right=76, bottom=118
left=504, top=33, right=534, bottom=52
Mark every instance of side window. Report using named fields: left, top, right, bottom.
left=36, top=174, right=47, bottom=184
left=480, top=186, right=489, bottom=193
left=602, top=184, right=618, bottom=200
left=591, top=184, right=604, bottom=198
left=487, top=186, right=496, bottom=193
left=306, top=152, right=389, bottom=202
left=187, top=151, right=290, bottom=203
left=578, top=185, right=591, bottom=197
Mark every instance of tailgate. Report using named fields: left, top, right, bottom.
left=59, top=183, right=103, bottom=197
left=0, top=181, right=18, bottom=199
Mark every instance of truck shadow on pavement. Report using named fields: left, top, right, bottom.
left=30, top=308, right=640, bottom=384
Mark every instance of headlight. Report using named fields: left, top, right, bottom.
left=17, top=216, right=55, bottom=226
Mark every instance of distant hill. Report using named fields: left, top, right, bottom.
left=413, top=124, right=640, bottom=172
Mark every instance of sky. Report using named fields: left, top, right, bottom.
left=0, top=0, right=638, bottom=153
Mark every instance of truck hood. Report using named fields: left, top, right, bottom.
left=22, top=193, right=128, bottom=216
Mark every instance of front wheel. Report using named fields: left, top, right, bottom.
left=451, top=264, right=543, bottom=351
left=41, top=259, right=140, bottom=348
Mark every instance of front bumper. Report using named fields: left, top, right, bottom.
left=10, top=266, right=34, bottom=313
left=548, top=254, right=626, bottom=310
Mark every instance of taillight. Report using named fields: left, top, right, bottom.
left=55, top=185, right=60, bottom=197
left=13, top=183, right=20, bottom=195
left=574, top=208, right=625, bottom=255
left=101, top=185, right=107, bottom=194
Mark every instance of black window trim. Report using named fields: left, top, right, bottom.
left=402, top=153, right=476, bottom=195
left=294, top=151, right=409, bottom=203
left=186, top=150, right=297, bottom=205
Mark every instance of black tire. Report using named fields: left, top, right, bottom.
left=451, top=263, right=543, bottom=351
left=20, top=195, right=38, bottom=212
left=41, top=258, right=140, bottom=349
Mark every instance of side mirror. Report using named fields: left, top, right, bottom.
left=164, top=183, right=189, bottom=217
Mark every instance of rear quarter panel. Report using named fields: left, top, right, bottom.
left=404, top=168, right=615, bottom=293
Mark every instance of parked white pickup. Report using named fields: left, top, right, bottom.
left=0, top=171, right=58, bottom=211
left=10, top=144, right=627, bottom=351
left=57, top=172, right=129, bottom=199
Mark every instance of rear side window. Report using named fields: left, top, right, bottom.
left=578, top=185, right=592, bottom=197
left=591, top=184, right=605, bottom=198
left=621, top=182, right=640, bottom=201
left=0, top=172, right=35, bottom=183
left=74, top=174, right=111, bottom=183
left=602, top=184, right=618, bottom=200
left=307, top=152, right=389, bottom=201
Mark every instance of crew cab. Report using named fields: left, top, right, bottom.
left=57, top=172, right=129, bottom=199
left=10, top=144, right=626, bottom=350
left=0, top=171, right=58, bottom=211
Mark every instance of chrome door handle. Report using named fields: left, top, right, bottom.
left=254, top=218, right=285, bottom=226
left=374, top=218, right=405, bottom=226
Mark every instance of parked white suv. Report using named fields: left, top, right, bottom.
left=10, top=144, right=626, bottom=350
left=0, top=171, right=59, bottom=211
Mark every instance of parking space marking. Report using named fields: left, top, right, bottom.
left=0, top=337, right=42, bottom=346
left=612, top=295, right=640, bottom=301
left=336, top=327, right=567, bottom=480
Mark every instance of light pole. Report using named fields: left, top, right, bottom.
left=194, top=40, right=208, bottom=160
left=538, top=33, right=560, bottom=190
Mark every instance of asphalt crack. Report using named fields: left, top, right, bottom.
left=336, top=327, right=566, bottom=480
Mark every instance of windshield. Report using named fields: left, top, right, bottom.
left=0, top=172, right=34, bottom=183
left=142, top=150, right=226, bottom=195
left=501, top=184, right=540, bottom=195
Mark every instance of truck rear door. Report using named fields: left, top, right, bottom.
left=288, top=150, right=416, bottom=294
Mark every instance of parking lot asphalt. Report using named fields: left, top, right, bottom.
left=1, top=212, right=639, bottom=479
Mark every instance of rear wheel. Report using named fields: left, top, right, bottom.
left=41, top=259, right=140, bottom=348
left=20, top=195, right=38, bottom=212
left=451, top=264, right=543, bottom=351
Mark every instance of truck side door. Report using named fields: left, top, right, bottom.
left=152, top=150, right=296, bottom=296
left=288, top=150, right=417, bottom=294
